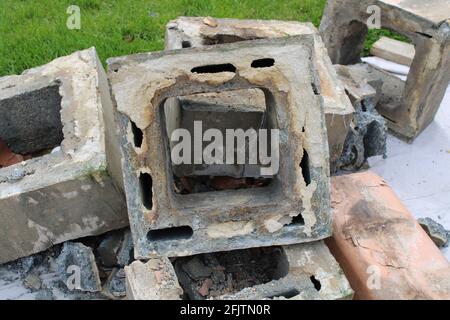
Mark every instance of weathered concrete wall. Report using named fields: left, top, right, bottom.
left=0, top=48, right=128, bottom=264
left=165, top=17, right=354, bottom=173
left=108, top=36, right=331, bottom=258
left=320, top=0, right=450, bottom=141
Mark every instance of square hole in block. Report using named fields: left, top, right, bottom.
left=172, top=246, right=288, bottom=300
left=159, top=88, right=283, bottom=195
left=0, top=84, right=63, bottom=168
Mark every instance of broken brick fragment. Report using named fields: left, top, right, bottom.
left=327, top=171, right=450, bottom=300
left=0, top=138, right=24, bottom=168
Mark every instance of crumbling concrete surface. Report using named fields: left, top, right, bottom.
left=0, top=48, right=128, bottom=264
left=108, top=36, right=332, bottom=258
left=327, top=171, right=450, bottom=300
left=0, top=245, right=107, bottom=300
left=0, top=228, right=134, bottom=299
left=320, top=0, right=450, bottom=141
left=335, top=64, right=387, bottom=170
left=165, top=17, right=354, bottom=172
left=125, top=258, right=183, bottom=300
left=173, top=241, right=353, bottom=300
left=56, top=242, right=102, bottom=293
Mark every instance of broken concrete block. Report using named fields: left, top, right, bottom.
left=370, top=36, right=415, bottom=66
left=56, top=242, right=102, bottom=293
left=320, top=0, right=450, bottom=141
left=0, top=245, right=107, bottom=300
left=108, top=36, right=332, bottom=257
left=0, top=48, right=128, bottom=264
left=327, top=171, right=450, bottom=299
left=165, top=17, right=354, bottom=173
left=335, top=64, right=387, bottom=170
left=124, top=259, right=183, bottom=300
left=172, top=241, right=352, bottom=300
left=418, top=217, right=449, bottom=248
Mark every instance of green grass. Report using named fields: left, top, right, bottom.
left=0, top=0, right=397, bottom=76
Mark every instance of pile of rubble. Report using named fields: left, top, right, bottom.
left=0, top=0, right=449, bottom=300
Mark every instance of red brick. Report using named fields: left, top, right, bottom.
left=327, top=171, right=450, bottom=300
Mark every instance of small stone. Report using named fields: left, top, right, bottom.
left=56, top=242, right=102, bottom=292
left=203, top=16, right=218, bottom=27
left=418, top=217, right=449, bottom=248
left=23, top=274, right=42, bottom=290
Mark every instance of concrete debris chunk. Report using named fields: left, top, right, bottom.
left=320, top=0, right=450, bottom=141
left=370, top=36, right=415, bottom=66
left=165, top=16, right=354, bottom=173
left=0, top=245, right=107, bottom=300
left=23, top=274, right=42, bottom=291
left=56, top=242, right=102, bottom=293
left=0, top=48, right=128, bottom=265
left=418, top=217, right=449, bottom=248
left=335, top=64, right=387, bottom=170
left=103, top=268, right=127, bottom=299
left=108, top=36, right=332, bottom=258
left=125, top=259, right=183, bottom=300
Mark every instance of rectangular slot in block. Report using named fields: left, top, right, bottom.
left=162, top=88, right=278, bottom=194
left=0, top=84, right=63, bottom=167
left=173, top=246, right=288, bottom=300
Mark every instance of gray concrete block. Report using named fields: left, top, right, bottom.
left=165, top=17, right=354, bottom=173
left=320, top=0, right=450, bottom=141
left=0, top=48, right=128, bottom=264
left=108, top=36, right=332, bottom=258
left=169, top=241, right=353, bottom=300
